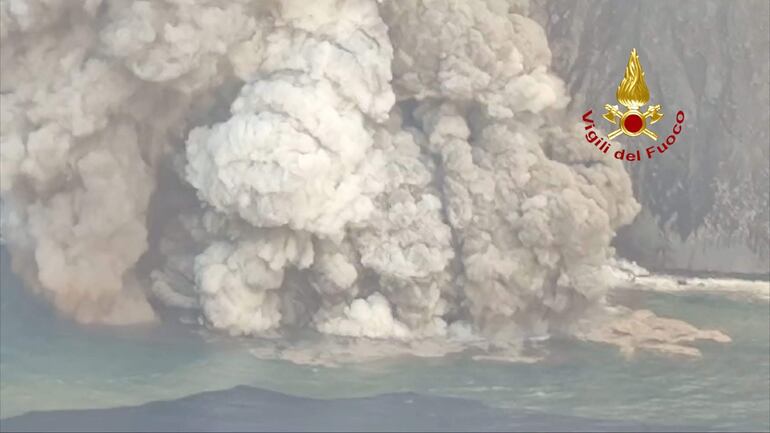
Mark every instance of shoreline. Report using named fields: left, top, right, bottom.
left=643, top=267, right=770, bottom=282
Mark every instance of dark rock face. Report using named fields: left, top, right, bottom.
left=534, top=0, right=769, bottom=274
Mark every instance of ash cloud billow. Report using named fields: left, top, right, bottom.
left=0, top=0, right=727, bottom=358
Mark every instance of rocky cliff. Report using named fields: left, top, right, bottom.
left=533, top=0, right=770, bottom=275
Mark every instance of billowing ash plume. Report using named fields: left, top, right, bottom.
left=0, top=0, right=725, bottom=355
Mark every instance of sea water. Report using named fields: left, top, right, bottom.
left=1, top=250, right=768, bottom=431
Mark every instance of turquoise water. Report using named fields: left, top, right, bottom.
left=1, top=253, right=768, bottom=431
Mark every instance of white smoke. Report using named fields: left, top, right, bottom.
left=0, top=0, right=728, bottom=357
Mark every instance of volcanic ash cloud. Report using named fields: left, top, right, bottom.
left=0, top=0, right=728, bottom=357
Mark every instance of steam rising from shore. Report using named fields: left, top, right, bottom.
left=0, top=0, right=728, bottom=357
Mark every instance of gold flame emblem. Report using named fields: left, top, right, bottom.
left=603, top=49, right=663, bottom=140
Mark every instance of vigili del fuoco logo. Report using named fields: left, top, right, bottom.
left=581, top=49, right=686, bottom=162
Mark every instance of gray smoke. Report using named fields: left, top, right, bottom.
left=0, top=0, right=726, bottom=355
